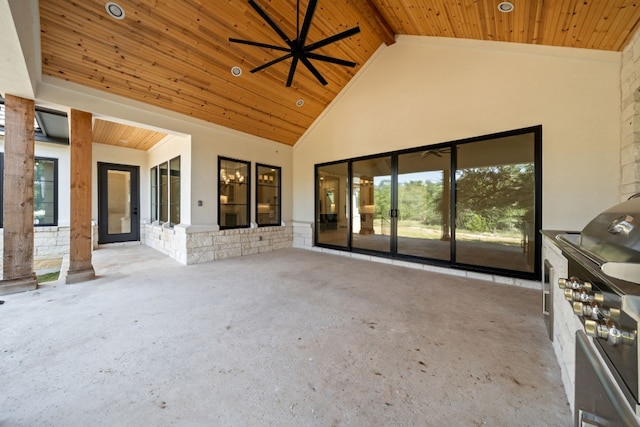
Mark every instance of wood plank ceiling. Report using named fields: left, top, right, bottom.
left=92, top=118, right=167, bottom=150
left=40, top=1, right=640, bottom=147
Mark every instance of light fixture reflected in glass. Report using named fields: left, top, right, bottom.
left=220, top=163, right=245, bottom=185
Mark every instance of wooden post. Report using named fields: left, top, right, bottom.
left=66, top=109, right=95, bottom=284
left=0, top=94, right=38, bottom=295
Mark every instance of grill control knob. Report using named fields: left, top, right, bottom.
left=558, top=277, right=592, bottom=291
left=572, top=302, right=620, bottom=321
left=584, top=319, right=635, bottom=346
left=564, top=288, right=604, bottom=304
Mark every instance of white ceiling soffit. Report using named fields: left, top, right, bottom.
left=0, top=0, right=39, bottom=99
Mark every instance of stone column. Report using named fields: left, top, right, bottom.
left=66, top=109, right=95, bottom=284
left=620, top=30, right=640, bottom=200
left=0, top=94, right=38, bottom=295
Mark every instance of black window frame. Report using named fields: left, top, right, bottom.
left=218, top=156, right=251, bottom=230
left=150, top=156, right=181, bottom=227
left=33, top=156, right=58, bottom=227
left=255, top=163, right=282, bottom=227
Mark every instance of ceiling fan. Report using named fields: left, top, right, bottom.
left=229, top=0, right=361, bottom=87
left=421, top=148, right=452, bottom=158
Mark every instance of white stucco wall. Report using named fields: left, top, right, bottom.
left=293, top=36, right=622, bottom=232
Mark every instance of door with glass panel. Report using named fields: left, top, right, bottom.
left=351, top=156, right=393, bottom=253
left=98, top=163, right=140, bottom=244
left=396, top=149, right=451, bottom=260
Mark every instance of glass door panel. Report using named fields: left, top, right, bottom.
left=397, top=150, right=451, bottom=260
left=351, top=156, right=392, bottom=254
left=107, top=170, right=131, bottom=234
left=98, top=162, right=140, bottom=244
left=455, top=133, right=536, bottom=273
left=316, top=162, right=349, bottom=247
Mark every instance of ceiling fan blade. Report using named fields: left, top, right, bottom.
left=300, top=56, right=328, bottom=86
left=298, top=0, right=317, bottom=45
left=305, top=26, right=361, bottom=52
left=229, top=38, right=290, bottom=53
left=248, top=0, right=292, bottom=46
left=250, top=53, right=293, bottom=73
left=286, top=56, right=300, bottom=87
left=305, top=52, right=356, bottom=67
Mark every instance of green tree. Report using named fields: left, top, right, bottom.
left=456, top=164, right=534, bottom=233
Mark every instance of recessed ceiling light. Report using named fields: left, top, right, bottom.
left=497, top=2, right=514, bottom=13
left=105, top=2, right=125, bottom=20
left=231, top=66, right=242, bottom=77
left=296, top=99, right=304, bottom=107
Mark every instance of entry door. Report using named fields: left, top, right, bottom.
left=98, top=162, right=140, bottom=244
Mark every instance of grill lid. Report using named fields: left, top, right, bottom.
left=579, top=195, right=640, bottom=278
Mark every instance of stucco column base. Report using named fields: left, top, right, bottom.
left=66, top=267, right=96, bottom=284
left=0, top=274, right=38, bottom=295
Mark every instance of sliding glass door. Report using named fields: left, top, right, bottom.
left=396, top=149, right=451, bottom=260
left=316, top=162, right=349, bottom=248
left=351, top=156, right=393, bottom=253
left=314, top=126, right=541, bottom=279
left=455, top=134, right=536, bottom=273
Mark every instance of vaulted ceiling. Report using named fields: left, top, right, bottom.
left=39, top=1, right=640, bottom=146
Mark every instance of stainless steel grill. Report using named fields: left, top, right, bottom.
left=550, top=194, right=640, bottom=426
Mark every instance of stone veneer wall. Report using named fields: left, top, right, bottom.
left=142, top=223, right=293, bottom=265
left=543, top=236, right=583, bottom=413
left=621, top=30, right=640, bottom=199
left=0, top=226, right=70, bottom=276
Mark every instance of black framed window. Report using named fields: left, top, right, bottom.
left=256, top=163, right=281, bottom=227
left=150, top=156, right=180, bottom=226
left=219, top=156, right=250, bottom=229
left=169, top=157, right=181, bottom=226
left=34, top=157, right=58, bottom=226
left=0, top=154, right=58, bottom=227
left=150, top=165, right=158, bottom=222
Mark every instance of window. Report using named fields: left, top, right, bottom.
left=256, top=163, right=281, bottom=227
left=150, top=156, right=180, bottom=226
left=219, top=157, right=250, bottom=229
left=34, top=158, right=58, bottom=226
left=0, top=154, right=58, bottom=227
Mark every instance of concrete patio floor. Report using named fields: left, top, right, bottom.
left=1, top=245, right=571, bottom=426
